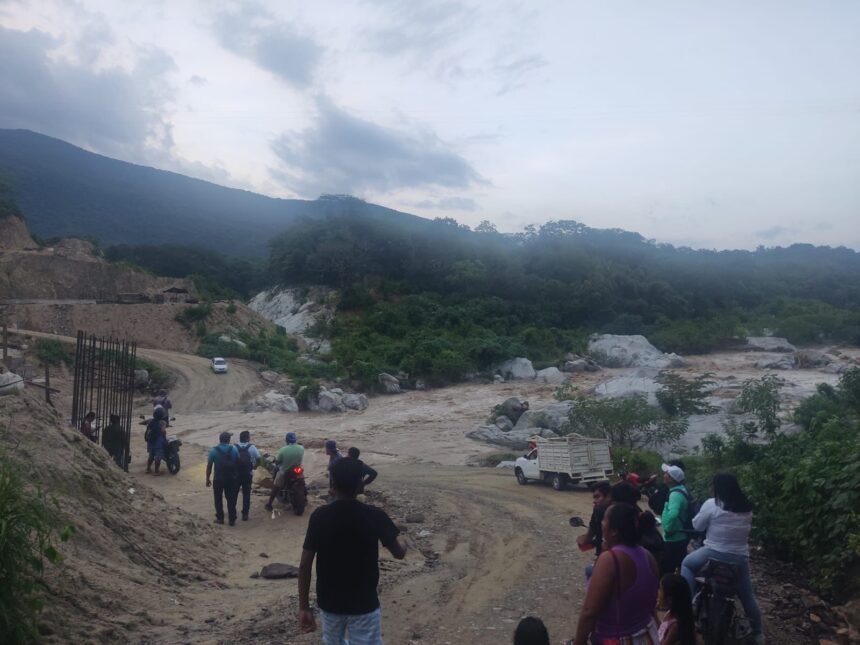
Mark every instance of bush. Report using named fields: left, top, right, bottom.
left=610, top=446, right=663, bottom=478
left=565, top=394, right=688, bottom=449
left=656, top=372, right=718, bottom=416
left=473, top=451, right=520, bottom=467
left=134, top=357, right=174, bottom=393
left=174, top=302, right=212, bottom=328
left=35, top=338, right=72, bottom=366
left=736, top=374, right=784, bottom=437
left=292, top=378, right=321, bottom=410
left=0, top=458, right=72, bottom=642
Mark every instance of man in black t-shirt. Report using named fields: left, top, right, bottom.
left=298, top=457, right=407, bottom=642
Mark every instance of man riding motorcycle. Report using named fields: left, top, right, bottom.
left=265, top=432, right=305, bottom=512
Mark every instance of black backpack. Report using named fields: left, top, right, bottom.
left=673, top=488, right=701, bottom=530
left=215, top=445, right=238, bottom=481
left=237, top=444, right=253, bottom=475
left=144, top=418, right=161, bottom=443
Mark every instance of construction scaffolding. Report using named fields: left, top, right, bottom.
left=71, top=331, right=137, bottom=471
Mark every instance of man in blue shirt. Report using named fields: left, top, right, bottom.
left=206, top=431, right=240, bottom=526
left=236, top=430, right=261, bottom=521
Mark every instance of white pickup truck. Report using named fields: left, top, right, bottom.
left=514, top=434, right=613, bottom=490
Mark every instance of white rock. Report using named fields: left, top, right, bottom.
left=244, top=391, right=298, bottom=413
left=496, top=357, right=536, bottom=380
left=317, top=389, right=345, bottom=413
left=378, top=373, right=401, bottom=394
left=536, top=366, right=566, bottom=384
left=745, top=337, right=796, bottom=353
left=342, top=393, right=369, bottom=411
left=0, top=372, right=24, bottom=396
left=594, top=369, right=662, bottom=406
left=587, top=334, right=685, bottom=369
left=755, top=355, right=796, bottom=370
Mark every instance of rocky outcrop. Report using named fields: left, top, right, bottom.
left=247, top=286, right=335, bottom=352
left=496, top=357, right=536, bottom=380
left=244, top=391, right=299, bottom=413
left=745, top=337, right=796, bottom=353
left=494, top=397, right=529, bottom=424
left=0, top=215, right=36, bottom=250
left=587, top=334, right=685, bottom=369
left=378, top=373, right=401, bottom=394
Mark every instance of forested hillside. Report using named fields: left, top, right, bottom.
left=0, top=129, right=422, bottom=257
left=269, top=214, right=860, bottom=385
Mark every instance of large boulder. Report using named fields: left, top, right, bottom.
left=561, top=358, right=601, bottom=373
left=513, top=401, right=576, bottom=433
left=342, top=393, right=369, bottom=411
left=466, top=424, right=557, bottom=450
left=0, top=372, right=24, bottom=396
left=536, top=367, right=566, bottom=385
left=745, top=337, right=796, bottom=353
left=495, top=397, right=528, bottom=423
left=795, top=350, right=832, bottom=368
left=594, top=369, right=662, bottom=406
left=378, top=373, right=401, bottom=394
left=244, top=391, right=298, bottom=413
left=494, top=415, right=514, bottom=432
left=317, top=389, right=346, bottom=413
left=587, top=334, right=685, bottom=369
left=496, top=357, right=536, bottom=380
left=756, top=355, right=796, bottom=370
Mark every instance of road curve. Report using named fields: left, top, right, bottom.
left=13, top=329, right=263, bottom=412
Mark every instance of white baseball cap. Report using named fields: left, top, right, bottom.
left=661, top=463, right=685, bottom=483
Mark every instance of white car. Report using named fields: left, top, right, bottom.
left=211, top=357, right=228, bottom=374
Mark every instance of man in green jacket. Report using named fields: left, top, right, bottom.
left=660, top=463, right=690, bottom=575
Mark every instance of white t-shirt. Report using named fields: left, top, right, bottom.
left=691, top=497, right=752, bottom=556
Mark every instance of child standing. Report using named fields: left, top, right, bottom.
left=657, top=574, right=695, bottom=645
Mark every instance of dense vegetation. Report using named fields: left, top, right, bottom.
left=613, top=369, right=860, bottom=597
left=104, top=245, right=267, bottom=300
left=269, top=212, right=860, bottom=386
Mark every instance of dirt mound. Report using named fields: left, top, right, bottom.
left=0, top=389, right=230, bottom=643
left=8, top=300, right=273, bottom=353
left=0, top=214, right=36, bottom=250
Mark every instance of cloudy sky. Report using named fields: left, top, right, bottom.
left=1, top=0, right=858, bottom=249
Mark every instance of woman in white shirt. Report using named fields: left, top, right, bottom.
left=680, top=473, right=763, bottom=643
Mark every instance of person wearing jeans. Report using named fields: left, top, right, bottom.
left=236, top=430, right=260, bottom=521
left=298, top=457, right=407, bottom=644
left=205, top=431, right=240, bottom=526
left=681, top=474, right=764, bottom=643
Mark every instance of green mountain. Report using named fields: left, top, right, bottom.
left=0, top=129, right=422, bottom=257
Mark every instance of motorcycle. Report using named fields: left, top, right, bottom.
left=139, top=414, right=182, bottom=475
left=267, top=461, right=307, bottom=516
left=692, top=558, right=754, bottom=644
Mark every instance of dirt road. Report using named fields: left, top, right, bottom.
left=14, top=329, right=264, bottom=412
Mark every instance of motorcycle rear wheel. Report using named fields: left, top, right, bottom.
left=167, top=455, right=181, bottom=474
left=291, top=485, right=307, bottom=516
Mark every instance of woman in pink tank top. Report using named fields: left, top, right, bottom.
left=570, top=503, right=660, bottom=645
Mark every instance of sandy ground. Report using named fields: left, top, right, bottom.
left=10, top=330, right=858, bottom=643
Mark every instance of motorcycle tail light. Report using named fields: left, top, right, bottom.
left=292, top=466, right=304, bottom=475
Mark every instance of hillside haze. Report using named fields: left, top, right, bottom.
left=0, top=129, right=422, bottom=257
